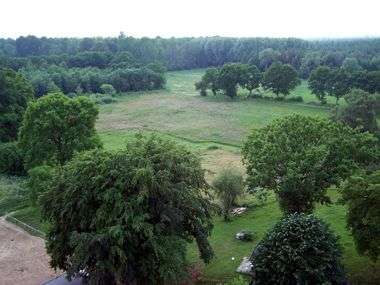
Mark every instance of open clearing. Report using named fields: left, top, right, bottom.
left=0, top=217, right=57, bottom=285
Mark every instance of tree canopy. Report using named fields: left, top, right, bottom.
left=19, top=92, right=101, bottom=169
left=262, top=63, right=299, bottom=97
left=336, top=89, right=379, bottom=135
left=340, top=170, right=380, bottom=262
left=242, top=114, right=379, bottom=214
left=0, top=68, right=34, bottom=142
left=41, top=135, right=214, bottom=284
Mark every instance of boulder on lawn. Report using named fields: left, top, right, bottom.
left=236, top=257, right=253, bottom=276
left=231, top=207, right=247, bottom=216
left=235, top=230, right=254, bottom=241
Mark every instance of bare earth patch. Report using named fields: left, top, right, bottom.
left=0, top=217, right=58, bottom=285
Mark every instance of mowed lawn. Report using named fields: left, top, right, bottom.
left=1, top=69, right=378, bottom=284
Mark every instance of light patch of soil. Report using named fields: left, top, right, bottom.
left=0, top=217, right=58, bottom=285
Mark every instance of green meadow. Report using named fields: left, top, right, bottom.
left=1, top=69, right=378, bottom=284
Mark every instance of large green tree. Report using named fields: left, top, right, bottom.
left=242, top=64, right=262, bottom=96
left=41, top=135, right=214, bottom=284
left=0, top=68, right=34, bottom=142
left=19, top=92, right=101, bottom=169
left=308, top=65, right=332, bottom=104
left=340, top=170, right=380, bottom=262
left=262, top=63, right=299, bottom=97
left=217, top=63, right=249, bottom=98
left=242, top=114, right=379, bottom=214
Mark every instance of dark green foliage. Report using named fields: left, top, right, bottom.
left=21, top=66, right=166, bottom=97
left=202, top=68, right=220, bottom=95
left=41, top=135, right=214, bottom=284
left=352, top=70, right=380, bottom=94
left=329, top=68, right=351, bottom=105
left=0, top=142, right=25, bottom=176
left=218, top=63, right=250, bottom=98
left=336, top=89, right=379, bottom=135
left=340, top=170, right=380, bottom=262
left=0, top=68, right=34, bottom=142
left=19, top=92, right=101, bottom=169
left=145, top=61, right=167, bottom=74
left=250, top=214, right=345, bottom=285
left=243, top=65, right=262, bottom=96
left=212, top=167, right=244, bottom=221
left=27, top=165, right=55, bottom=205
left=100, top=83, right=116, bottom=95
left=242, top=114, right=379, bottom=214
left=308, top=65, right=332, bottom=104
left=262, top=63, right=299, bottom=97
left=195, top=80, right=208, bottom=96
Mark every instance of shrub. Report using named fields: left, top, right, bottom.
left=250, top=214, right=345, bottom=285
left=0, top=142, right=25, bottom=176
left=99, top=96, right=117, bottom=104
left=286, top=96, right=304, bottom=102
left=100, top=83, right=116, bottom=96
left=212, top=167, right=244, bottom=221
left=27, top=165, right=55, bottom=205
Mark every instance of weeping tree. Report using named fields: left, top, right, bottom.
left=41, top=135, right=214, bottom=284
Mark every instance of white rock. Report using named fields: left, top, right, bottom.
left=236, top=257, right=253, bottom=276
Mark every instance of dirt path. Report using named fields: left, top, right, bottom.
left=0, top=217, right=58, bottom=285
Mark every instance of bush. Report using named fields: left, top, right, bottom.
left=286, top=96, right=304, bottom=102
left=27, top=165, right=55, bottom=205
left=250, top=214, right=345, bottom=285
left=100, top=83, right=116, bottom=96
left=212, top=167, right=244, bottom=221
left=0, top=142, right=25, bottom=176
left=99, top=96, right=117, bottom=104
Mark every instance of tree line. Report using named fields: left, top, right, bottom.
left=196, top=62, right=299, bottom=98
left=1, top=35, right=380, bottom=73
left=21, top=64, right=166, bottom=97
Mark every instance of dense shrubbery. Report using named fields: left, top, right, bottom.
left=41, top=135, right=214, bottom=284
left=250, top=214, right=346, bottom=285
left=0, top=142, right=25, bottom=176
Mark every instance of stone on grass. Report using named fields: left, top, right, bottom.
left=236, top=257, right=253, bottom=276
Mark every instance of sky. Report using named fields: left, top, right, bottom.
left=1, top=0, right=379, bottom=39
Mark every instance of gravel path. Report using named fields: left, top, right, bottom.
left=0, top=217, right=58, bottom=285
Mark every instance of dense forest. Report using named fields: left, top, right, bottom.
left=1, top=35, right=380, bottom=73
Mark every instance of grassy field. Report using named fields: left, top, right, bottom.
left=1, top=69, right=378, bottom=284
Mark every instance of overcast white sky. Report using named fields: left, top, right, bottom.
left=1, top=0, right=379, bottom=39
